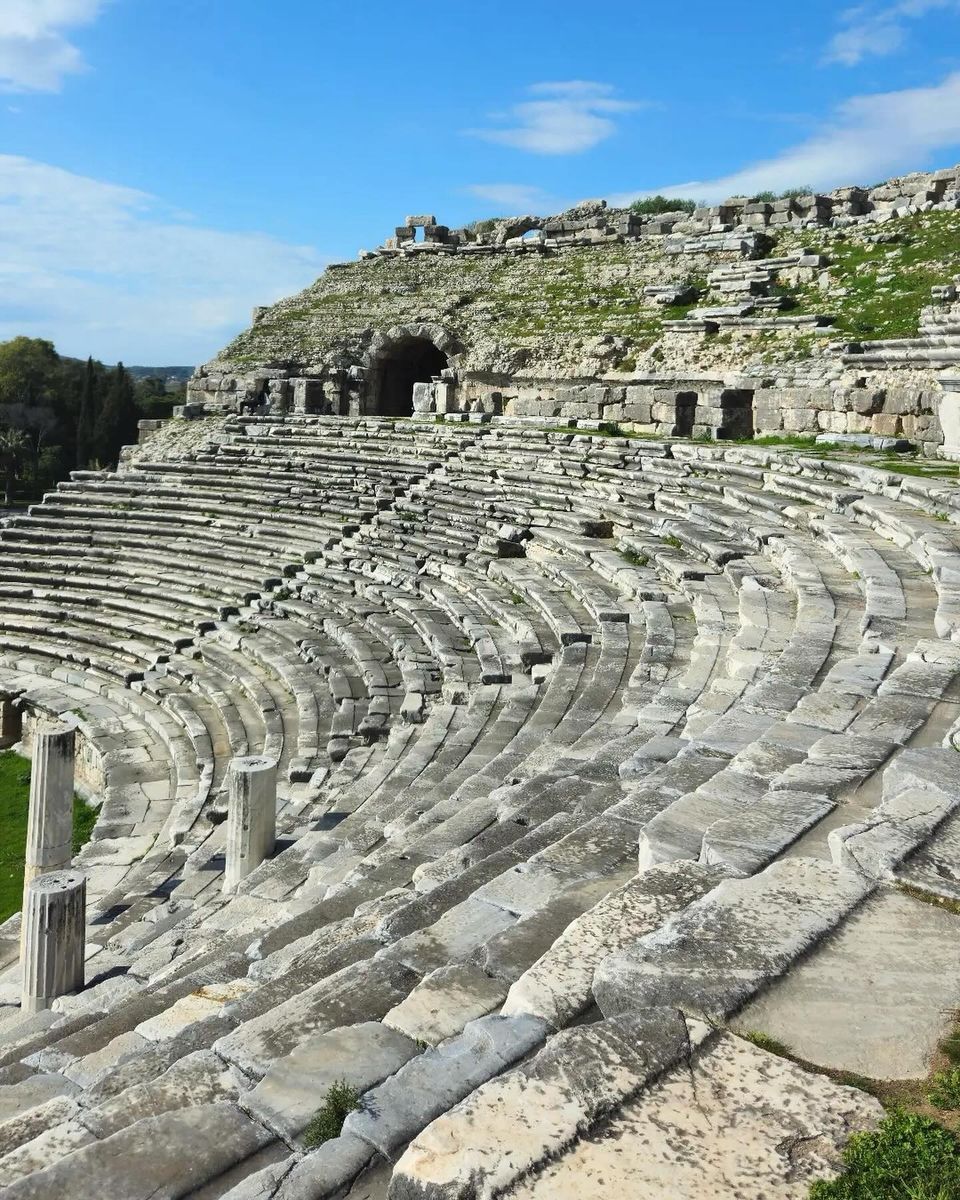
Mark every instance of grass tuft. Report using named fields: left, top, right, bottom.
left=302, top=1080, right=361, bottom=1149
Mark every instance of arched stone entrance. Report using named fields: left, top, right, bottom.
left=371, top=337, right=448, bottom=416
left=363, top=324, right=461, bottom=417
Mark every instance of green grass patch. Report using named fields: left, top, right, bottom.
left=619, top=549, right=649, bottom=567
left=302, top=1080, right=361, bottom=1148
left=929, top=1069, right=960, bottom=1111
left=0, top=749, right=97, bottom=923
left=809, top=1110, right=960, bottom=1199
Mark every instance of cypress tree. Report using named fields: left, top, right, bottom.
left=76, top=357, right=99, bottom=468
left=93, top=362, right=138, bottom=467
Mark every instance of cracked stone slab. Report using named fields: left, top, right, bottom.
left=343, top=1014, right=549, bottom=1158
left=82, top=1049, right=246, bottom=1139
left=383, top=964, right=508, bottom=1047
left=830, top=747, right=960, bottom=878
left=702, top=790, right=835, bottom=876
left=246, top=1021, right=418, bottom=1141
left=502, top=1031, right=882, bottom=1200
left=594, top=858, right=871, bottom=1024
left=388, top=1008, right=694, bottom=1200
left=503, top=861, right=731, bottom=1029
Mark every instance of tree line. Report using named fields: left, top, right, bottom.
left=0, top=337, right=184, bottom=507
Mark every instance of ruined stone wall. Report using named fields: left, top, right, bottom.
left=189, top=163, right=960, bottom=456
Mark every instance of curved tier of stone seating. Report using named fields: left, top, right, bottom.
left=0, top=415, right=959, bottom=1199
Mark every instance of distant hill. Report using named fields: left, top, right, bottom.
left=125, top=365, right=194, bottom=382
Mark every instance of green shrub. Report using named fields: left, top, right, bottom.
left=929, top=1067, right=960, bottom=1110
left=630, top=195, right=697, bottom=216
left=809, top=1110, right=960, bottom=1199
left=302, top=1081, right=361, bottom=1148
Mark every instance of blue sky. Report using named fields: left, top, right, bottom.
left=2, top=0, right=960, bottom=364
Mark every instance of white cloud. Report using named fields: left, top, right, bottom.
left=824, top=1, right=957, bottom=65
left=462, top=183, right=555, bottom=212
left=0, top=155, right=325, bottom=364
left=608, top=72, right=960, bottom=206
left=0, top=0, right=108, bottom=92
left=467, top=81, right=643, bottom=155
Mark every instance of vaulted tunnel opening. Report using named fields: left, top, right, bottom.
left=374, top=338, right=449, bottom=417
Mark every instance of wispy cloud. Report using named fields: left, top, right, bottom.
left=609, top=73, right=960, bottom=206
left=824, top=1, right=958, bottom=66
left=467, top=81, right=643, bottom=155
left=0, top=155, right=324, bottom=363
left=462, top=183, right=556, bottom=212
left=0, top=0, right=109, bottom=92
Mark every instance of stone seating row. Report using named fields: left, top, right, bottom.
left=0, top=419, right=958, bottom=1197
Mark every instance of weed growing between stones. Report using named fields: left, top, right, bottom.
left=896, top=882, right=960, bottom=918
left=620, top=549, right=650, bottom=567
left=302, top=1080, right=361, bottom=1148
left=742, top=1030, right=794, bottom=1058
left=809, top=1111, right=960, bottom=1199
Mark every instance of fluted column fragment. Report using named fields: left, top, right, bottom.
left=21, top=870, right=86, bottom=1014
left=223, top=755, right=277, bottom=893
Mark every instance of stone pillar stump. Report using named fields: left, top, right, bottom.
left=21, top=870, right=86, bottom=1014
left=223, top=755, right=277, bottom=893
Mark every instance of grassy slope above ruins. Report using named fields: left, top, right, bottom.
left=214, top=206, right=960, bottom=378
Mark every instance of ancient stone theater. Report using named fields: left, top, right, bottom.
left=1, top=165, right=960, bottom=1198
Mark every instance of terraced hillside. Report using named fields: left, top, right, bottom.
left=0, top=413, right=959, bottom=1198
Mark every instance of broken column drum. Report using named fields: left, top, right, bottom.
left=24, top=721, right=76, bottom=889
left=21, top=869, right=86, bottom=1014
left=223, top=755, right=278, bottom=892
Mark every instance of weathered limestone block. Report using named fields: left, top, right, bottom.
left=247, top=1022, right=418, bottom=1141
left=594, top=859, right=871, bottom=1024
left=388, top=1009, right=693, bottom=1200
left=21, top=870, right=86, bottom=1015
left=830, top=747, right=960, bottom=877
left=2, top=1102, right=273, bottom=1200
left=383, top=963, right=508, bottom=1046
left=223, top=756, right=277, bottom=893
left=498, top=1034, right=880, bottom=1199
left=502, top=861, right=731, bottom=1028
left=411, top=382, right=434, bottom=414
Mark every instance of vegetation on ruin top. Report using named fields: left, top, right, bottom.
left=0, top=750, right=97, bottom=922
left=217, top=202, right=960, bottom=379
left=785, top=210, right=960, bottom=341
